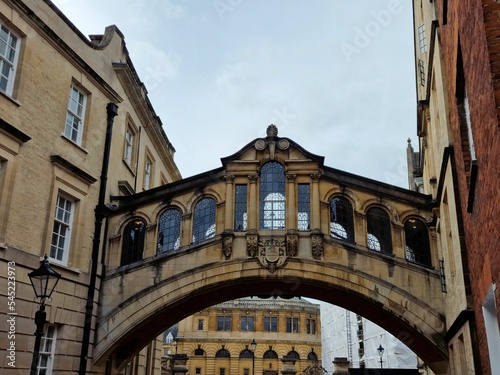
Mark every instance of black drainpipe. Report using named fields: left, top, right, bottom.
left=79, top=103, right=119, bottom=375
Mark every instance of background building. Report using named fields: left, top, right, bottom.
left=0, top=0, right=180, bottom=373
left=163, top=297, right=322, bottom=375
left=320, top=305, right=417, bottom=371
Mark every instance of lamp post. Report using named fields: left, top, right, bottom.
left=28, top=255, right=61, bottom=375
left=250, top=339, right=257, bottom=375
left=377, top=344, right=385, bottom=369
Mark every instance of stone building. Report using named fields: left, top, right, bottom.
left=0, top=0, right=180, bottom=374
left=163, top=297, right=322, bottom=375
left=410, top=0, right=500, bottom=374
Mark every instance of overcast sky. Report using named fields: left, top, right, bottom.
left=55, top=0, right=416, bottom=188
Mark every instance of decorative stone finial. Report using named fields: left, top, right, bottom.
left=266, top=124, right=278, bottom=137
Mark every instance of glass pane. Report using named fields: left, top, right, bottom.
left=330, top=197, right=354, bottom=242
left=192, top=198, right=216, bottom=243
left=259, top=162, right=285, bottom=230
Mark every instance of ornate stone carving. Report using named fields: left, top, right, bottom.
left=246, top=231, right=259, bottom=257
left=278, top=139, right=289, bottom=150
left=286, top=174, right=297, bottom=182
left=286, top=230, right=299, bottom=257
left=266, top=124, right=278, bottom=137
left=248, top=174, right=259, bottom=183
left=221, top=230, right=234, bottom=260
left=311, top=231, right=324, bottom=259
left=255, top=139, right=266, bottom=150
left=257, top=238, right=288, bottom=273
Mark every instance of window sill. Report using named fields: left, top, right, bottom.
left=45, top=257, right=82, bottom=275
left=0, top=90, right=22, bottom=106
left=122, top=159, right=137, bottom=176
left=60, top=134, right=89, bottom=154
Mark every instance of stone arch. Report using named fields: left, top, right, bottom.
left=113, top=211, right=152, bottom=237
left=151, top=199, right=187, bottom=221
left=95, top=256, right=447, bottom=374
left=322, top=187, right=360, bottom=210
left=186, top=189, right=222, bottom=213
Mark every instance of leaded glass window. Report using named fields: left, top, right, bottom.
left=234, top=184, right=247, bottom=231
left=330, top=196, right=354, bottom=243
left=217, top=315, right=231, bottom=332
left=192, top=198, right=216, bottom=244
left=264, top=316, right=278, bottom=332
left=260, top=162, right=285, bottom=230
left=366, top=207, right=392, bottom=255
left=263, top=350, right=278, bottom=359
left=157, top=209, right=181, bottom=253
left=298, top=183, right=310, bottom=230
left=121, top=220, right=146, bottom=265
left=240, top=316, right=254, bottom=332
left=405, top=218, right=431, bottom=267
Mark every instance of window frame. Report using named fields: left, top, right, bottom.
left=418, top=24, right=426, bottom=55
left=0, top=22, right=20, bottom=96
left=263, top=316, right=278, bottom=332
left=157, top=208, right=181, bottom=254
left=286, top=317, right=299, bottom=333
left=240, top=315, right=255, bottom=332
left=36, top=324, right=56, bottom=375
left=297, top=183, right=310, bottom=230
left=64, top=84, right=87, bottom=146
left=234, top=184, right=248, bottom=231
left=330, top=196, right=355, bottom=243
left=306, top=318, right=316, bottom=334
left=121, top=219, right=147, bottom=266
left=192, top=197, right=216, bottom=244
left=49, top=194, right=74, bottom=266
left=259, top=162, right=286, bottom=230
left=143, top=153, right=154, bottom=190
left=217, top=315, right=232, bottom=332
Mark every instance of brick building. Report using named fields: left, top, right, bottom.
left=410, top=0, right=500, bottom=373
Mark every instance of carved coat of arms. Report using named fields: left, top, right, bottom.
left=257, top=238, right=288, bottom=273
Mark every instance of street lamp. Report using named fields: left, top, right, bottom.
left=377, top=344, right=385, bottom=369
left=28, top=255, right=61, bottom=375
left=250, top=339, right=257, bottom=375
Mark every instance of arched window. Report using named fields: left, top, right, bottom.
left=192, top=198, right=216, bottom=244
left=215, top=348, right=231, bottom=358
left=286, top=351, right=300, bottom=359
left=307, top=352, right=318, bottom=361
left=239, top=349, right=254, bottom=358
left=263, top=350, right=278, bottom=359
left=194, top=347, right=205, bottom=356
left=157, top=209, right=181, bottom=253
left=260, top=162, right=285, bottom=230
left=405, top=218, right=432, bottom=267
left=366, top=207, right=392, bottom=255
left=330, top=196, right=354, bottom=243
left=121, top=219, right=146, bottom=266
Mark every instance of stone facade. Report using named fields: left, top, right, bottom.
left=163, top=297, right=322, bottom=375
left=411, top=0, right=500, bottom=374
left=0, top=0, right=180, bottom=374
left=98, top=125, right=447, bottom=374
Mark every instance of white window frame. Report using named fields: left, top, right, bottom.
left=64, top=85, right=87, bottom=145
left=418, top=24, right=426, bottom=55
left=0, top=22, right=20, bottom=96
left=124, top=128, right=134, bottom=165
left=37, top=324, right=56, bottom=375
left=144, top=156, right=153, bottom=190
left=463, top=91, right=476, bottom=161
left=49, top=194, right=74, bottom=265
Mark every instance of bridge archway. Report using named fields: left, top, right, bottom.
left=97, top=126, right=448, bottom=374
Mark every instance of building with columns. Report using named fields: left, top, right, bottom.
left=162, top=297, right=322, bottom=375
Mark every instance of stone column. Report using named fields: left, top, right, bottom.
left=223, top=174, right=235, bottom=230
left=332, top=357, right=350, bottom=375
left=286, top=174, right=297, bottom=230
left=310, top=173, right=321, bottom=230
left=281, top=357, right=297, bottom=375
left=248, top=174, right=259, bottom=230
left=172, top=354, right=189, bottom=375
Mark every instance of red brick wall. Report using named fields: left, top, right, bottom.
left=437, top=0, right=500, bottom=373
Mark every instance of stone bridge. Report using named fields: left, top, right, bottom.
left=96, top=126, right=448, bottom=373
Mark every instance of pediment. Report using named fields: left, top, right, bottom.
left=220, top=124, right=324, bottom=169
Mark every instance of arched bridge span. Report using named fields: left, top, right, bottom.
left=96, top=126, right=448, bottom=373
